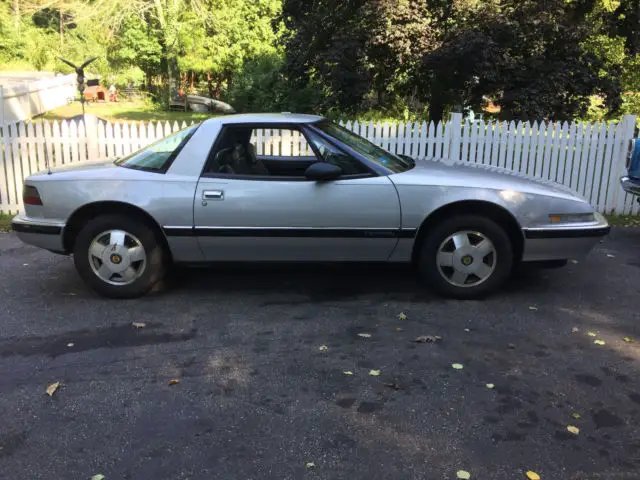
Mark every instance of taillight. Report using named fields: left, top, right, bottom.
left=23, top=185, right=43, bottom=205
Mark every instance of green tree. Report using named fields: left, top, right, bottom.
left=421, top=0, right=623, bottom=122
left=279, top=0, right=438, bottom=114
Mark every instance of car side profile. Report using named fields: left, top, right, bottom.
left=12, top=113, right=610, bottom=299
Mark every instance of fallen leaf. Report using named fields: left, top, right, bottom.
left=343, top=371, right=353, bottom=375
left=528, top=306, right=538, bottom=311
left=305, top=462, right=316, bottom=469
left=571, top=327, right=579, bottom=333
left=567, top=425, right=580, bottom=435
left=67, top=342, right=74, bottom=347
left=486, top=383, right=495, bottom=389
left=384, top=381, right=401, bottom=390
left=594, top=339, right=606, bottom=346
left=452, top=363, right=464, bottom=370
left=587, top=332, right=597, bottom=337
left=46, top=382, right=61, bottom=397
left=318, top=345, right=328, bottom=351
left=456, top=470, right=471, bottom=479
left=132, top=322, right=146, bottom=328
left=572, top=412, right=581, bottom=419
left=623, top=337, right=634, bottom=343
left=357, top=333, right=372, bottom=338
left=91, top=475, right=105, bottom=480
left=606, top=254, right=615, bottom=258
left=168, top=379, right=180, bottom=386
left=395, top=327, right=404, bottom=332
left=369, top=369, right=381, bottom=376
left=413, top=335, right=441, bottom=343
left=398, top=312, right=407, bottom=320
left=526, top=471, right=540, bottom=480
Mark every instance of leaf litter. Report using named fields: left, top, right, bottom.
left=46, top=382, right=61, bottom=397
left=413, top=335, right=441, bottom=343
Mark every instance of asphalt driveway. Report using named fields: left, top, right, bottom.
left=1, top=229, right=639, bottom=480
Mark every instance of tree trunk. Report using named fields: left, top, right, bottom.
left=59, top=9, right=63, bottom=47
left=429, top=99, right=444, bottom=124
left=12, top=0, right=20, bottom=30
left=207, top=72, right=214, bottom=98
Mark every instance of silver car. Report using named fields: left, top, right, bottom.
left=12, top=113, right=609, bottom=299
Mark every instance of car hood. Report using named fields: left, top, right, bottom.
left=392, top=160, right=586, bottom=202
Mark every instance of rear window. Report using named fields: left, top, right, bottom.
left=115, top=124, right=200, bottom=173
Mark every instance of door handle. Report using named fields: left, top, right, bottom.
left=203, top=190, right=224, bottom=200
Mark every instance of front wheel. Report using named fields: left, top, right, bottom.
left=418, top=215, right=514, bottom=299
left=73, top=214, right=167, bottom=298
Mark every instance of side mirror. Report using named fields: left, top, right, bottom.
left=305, top=162, right=342, bottom=181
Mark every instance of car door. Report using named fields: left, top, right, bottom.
left=193, top=124, right=401, bottom=262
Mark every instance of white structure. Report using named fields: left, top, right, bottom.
left=0, top=113, right=637, bottom=214
left=0, top=72, right=75, bottom=123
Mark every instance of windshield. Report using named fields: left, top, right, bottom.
left=313, top=120, right=413, bottom=173
left=115, top=123, right=200, bottom=172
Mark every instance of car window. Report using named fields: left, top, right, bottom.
left=205, top=125, right=368, bottom=179
left=251, top=128, right=314, bottom=158
left=313, top=120, right=413, bottom=173
left=304, top=130, right=369, bottom=175
left=115, top=124, right=199, bottom=173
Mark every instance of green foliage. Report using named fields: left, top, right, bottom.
left=280, top=0, right=438, bottom=114
left=422, top=0, right=623, bottom=122
left=0, top=0, right=637, bottom=123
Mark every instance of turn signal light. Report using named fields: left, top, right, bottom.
left=23, top=185, right=43, bottom=205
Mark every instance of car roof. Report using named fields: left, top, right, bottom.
left=206, top=113, right=325, bottom=125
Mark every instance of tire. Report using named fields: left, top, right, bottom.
left=73, top=214, right=167, bottom=299
left=418, top=214, right=513, bottom=299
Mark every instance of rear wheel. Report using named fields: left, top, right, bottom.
left=418, top=215, right=513, bottom=299
left=73, top=214, right=166, bottom=298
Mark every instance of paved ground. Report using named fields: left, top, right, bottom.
left=1, top=230, right=640, bottom=480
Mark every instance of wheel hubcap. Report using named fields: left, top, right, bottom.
left=88, top=230, right=147, bottom=286
left=436, top=231, right=496, bottom=288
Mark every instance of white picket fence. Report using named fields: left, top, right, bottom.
left=0, top=113, right=637, bottom=214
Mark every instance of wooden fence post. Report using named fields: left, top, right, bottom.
left=447, top=112, right=463, bottom=162
left=84, top=115, right=99, bottom=161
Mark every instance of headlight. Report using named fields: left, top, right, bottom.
left=548, top=213, right=595, bottom=224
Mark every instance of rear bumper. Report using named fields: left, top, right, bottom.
left=12, top=214, right=66, bottom=253
left=521, top=213, right=610, bottom=261
left=621, top=176, right=640, bottom=196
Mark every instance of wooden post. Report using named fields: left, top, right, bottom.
left=447, top=112, right=463, bottom=163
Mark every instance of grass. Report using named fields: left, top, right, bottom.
left=604, top=214, right=640, bottom=227
left=41, top=100, right=216, bottom=123
left=0, top=213, right=13, bottom=232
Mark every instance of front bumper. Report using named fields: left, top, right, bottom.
left=12, top=214, right=67, bottom=253
left=521, top=212, right=610, bottom=262
left=621, top=176, right=640, bottom=196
